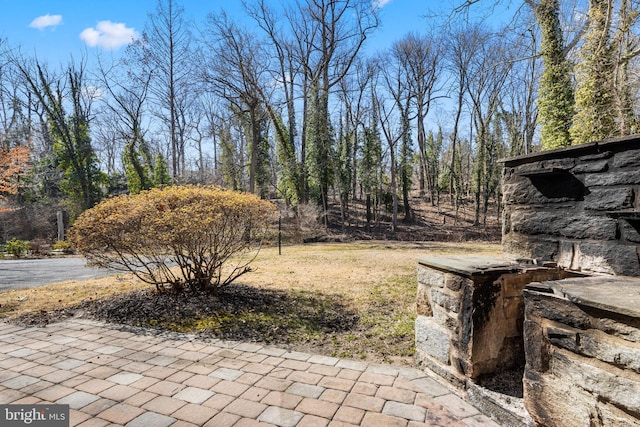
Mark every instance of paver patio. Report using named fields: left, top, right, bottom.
left=0, top=319, right=500, bottom=426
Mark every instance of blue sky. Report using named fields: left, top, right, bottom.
left=0, top=0, right=438, bottom=66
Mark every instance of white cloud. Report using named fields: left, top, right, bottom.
left=373, top=0, right=393, bottom=8
left=29, top=14, right=63, bottom=30
left=80, top=21, right=139, bottom=50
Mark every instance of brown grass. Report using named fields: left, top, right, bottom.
left=249, top=240, right=500, bottom=297
left=0, top=240, right=501, bottom=365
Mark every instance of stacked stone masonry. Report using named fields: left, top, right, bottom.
left=415, top=256, right=575, bottom=385
left=524, top=277, right=640, bottom=426
left=506, top=137, right=640, bottom=426
left=502, top=136, right=640, bottom=276
left=416, top=136, right=640, bottom=426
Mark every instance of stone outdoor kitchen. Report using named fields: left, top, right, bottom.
left=414, top=135, right=640, bottom=426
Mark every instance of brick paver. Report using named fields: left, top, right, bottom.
left=142, top=395, right=187, bottom=415
left=0, top=319, right=500, bottom=426
left=127, top=411, right=176, bottom=427
left=172, top=402, right=218, bottom=425
left=173, top=386, right=215, bottom=404
left=296, top=397, right=339, bottom=418
left=57, top=390, right=100, bottom=409
left=333, top=406, right=365, bottom=424
left=96, top=402, right=145, bottom=424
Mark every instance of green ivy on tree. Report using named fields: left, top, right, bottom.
left=123, top=139, right=154, bottom=194
left=153, top=153, right=172, bottom=187
left=18, top=61, right=105, bottom=216
left=535, top=0, right=575, bottom=150
left=570, top=0, right=616, bottom=144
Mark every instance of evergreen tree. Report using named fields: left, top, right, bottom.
left=359, top=125, right=382, bottom=228
left=218, top=123, right=240, bottom=191
left=153, top=153, right=172, bottom=187
left=336, top=117, right=353, bottom=226
left=273, top=113, right=302, bottom=206
left=254, top=116, right=272, bottom=199
left=306, top=85, right=335, bottom=213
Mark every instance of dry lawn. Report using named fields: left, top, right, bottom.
left=0, top=240, right=501, bottom=365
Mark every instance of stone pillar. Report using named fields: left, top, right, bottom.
left=502, top=137, right=640, bottom=277
left=415, top=256, right=522, bottom=386
left=416, top=256, right=577, bottom=386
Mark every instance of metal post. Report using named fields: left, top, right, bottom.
left=278, top=216, right=282, bottom=255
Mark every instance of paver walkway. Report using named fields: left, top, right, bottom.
left=0, top=319, right=500, bottom=427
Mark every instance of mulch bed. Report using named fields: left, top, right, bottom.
left=10, top=283, right=363, bottom=354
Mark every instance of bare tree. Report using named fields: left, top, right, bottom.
left=15, top=57, right=103, bottom=213
left=462, top=26, right=512, bottom=225
left=392, top=32, right=444, bottom=203
left=609, top=0, right=640, bottom=134
left=0, top=40, right=31, bottom=150
left=375, top=52, right=412, bottom=233
left=96, top=56, right=154, bottom=193
left=445, top=23, right=475, bottom=219
left=296, top=0, right=379, bottom=210
left=245, top=0, right=303, bottom=203
left=92, top=110, right=123, bottom=176
left=336, top=58, right=374, bottom=222
left=126, top=0, right=196, bottom=181
left=500, top=22, right=539, bottom=156
left=202, top=11, right=270, bottom=195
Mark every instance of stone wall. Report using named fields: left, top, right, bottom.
left=502, top=136, right=640, bottom=276
left=523, top=276, right=640, bottom=426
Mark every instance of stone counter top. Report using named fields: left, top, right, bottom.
left=417, top=255, right=520, bottom=277
left=527, top=276, right=640, bottom=318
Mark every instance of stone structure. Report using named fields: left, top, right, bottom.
left=503, top=136, right=640, bottom=426
left=416, top=257, right=577, bottom=425
left=415, top=257, right=578, bottom=382
left=416, top=135, right=640, bottom=426
left=415, top=256, right=520, bottom=386
left=524, top=276, right=640, bottom=426
left=502, top=135, right=640, bottom=276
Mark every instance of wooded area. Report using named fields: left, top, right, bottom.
left=0, top=0, right=639, bottom=243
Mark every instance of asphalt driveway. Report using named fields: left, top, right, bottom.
left=0, top=257, right=117, bottom=290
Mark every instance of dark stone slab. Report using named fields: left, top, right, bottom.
left=579, top=151, right=612, bottom=161
left=620, top=221, right=640, bottom=243
left=502, top=234, right=560, bottom=262
left=502, top=135, right=640, bottom=167
left=510, top=210, right=617, bottom=240
left=530, top=276, right=640, bottom=318
left=524, top=289, right=593, bottom=329
left=571, top=159, right=609, bottom=174
left=574, top=242, right=640, bottom=276
left=613, top=150, right=640, bottom=168
left=417, top=256, right=519, bottom=278
left=584, top=187, right=634, bottom=211
left=584, top=170, right=640, bottom=186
